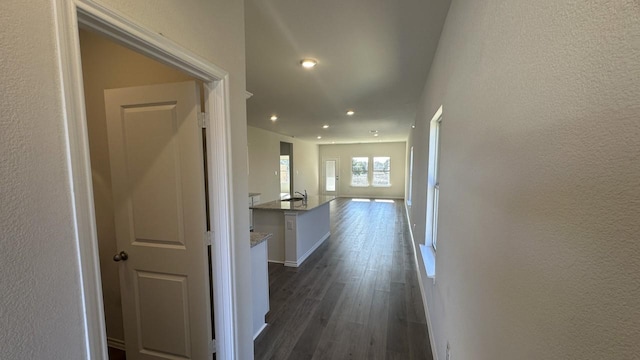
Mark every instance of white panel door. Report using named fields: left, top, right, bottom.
left=322, top=157, right=339, bottom=196
left=105, top=81, right=211, bottom=360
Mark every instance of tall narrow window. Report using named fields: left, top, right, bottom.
left=351, top=157, right=369, bottom=187
left=280, top=155, right=290, bottom=197
left=407, top=147, right=414, bottom=205
left=426, top=106, right=443, bottom=250
left=372, top=156, right=391, bottom=187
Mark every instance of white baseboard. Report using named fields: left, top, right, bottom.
left=107, top=337, right=125, bottom=351
left=253, top=323, right=268, bottom=340
left=267, top=259, right=285, bottom=264
left=284, top=231, right=330, bottom=267
left=404, top=204, right=438, bottom=360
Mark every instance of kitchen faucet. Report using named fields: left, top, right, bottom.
left=295, top=190, right=308, bottom=203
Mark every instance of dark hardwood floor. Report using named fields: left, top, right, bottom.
left=254, top=198, right=432, bottom=360
left=108, top=347, right=126, bottom=360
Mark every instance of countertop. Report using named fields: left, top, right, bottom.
left=250, top=232, right=272, bottom=248
left=250, top=195, right=336, bottom=212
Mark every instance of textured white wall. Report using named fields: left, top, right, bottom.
left=0, top=0, right=251, bottom=358
left=248, top=126, right=320, bottom=202
left=0, top=1, right=87, bottom=358
left=405, top=1, right=640, bottom=359
left=319, top=142, right=407, bottom=198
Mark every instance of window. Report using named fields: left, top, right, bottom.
left=350, top=156, right=393, bottom=187
left=407, top=147, right=414, bottom=205
left=351, top=157, right=369, bottom=186
left=426, top=106, right=443, bottom=250
left=280, top=155, right=290, bottom=195
left=372, top=156, right=391, bottom=186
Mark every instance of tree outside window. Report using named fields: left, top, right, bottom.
left=372, top=157, right=391, bottom=186
left=351, top=157, right=369, bottom=186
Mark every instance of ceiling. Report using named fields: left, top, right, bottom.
left=244, top=0, right=451, bottom=144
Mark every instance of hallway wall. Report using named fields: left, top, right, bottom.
left=405, top=1, right=640, bottom=359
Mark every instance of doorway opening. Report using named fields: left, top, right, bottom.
left=54, top=1, right=237, bottom=359
left=322, top=157, right=340, bottom=196
left=79, top=28, right=215, bottom=359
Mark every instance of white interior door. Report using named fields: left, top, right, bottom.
left=105, top=81, right=211, bottom=360
left=322, top=157, right=339, bottom=196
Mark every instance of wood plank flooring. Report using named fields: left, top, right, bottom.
left=254, top=198, right=433, bottom=360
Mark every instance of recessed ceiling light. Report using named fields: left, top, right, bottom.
left=411, top=124, right=416, bottom=129
left=346, top=110, right=355, bottom=116
left=322, top=125, right=329, bottom=129
left=374, top=133, right=379, bottom=137
left=270, top=115, right=278, bottom=121
left=301, top=59, right=318, bottom=69
left=317, top=136, right=322, bottom=139
left=332, top=141, right=336, bottom=144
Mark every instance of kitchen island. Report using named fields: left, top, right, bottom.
left=251, top=195, right=335, bottom=267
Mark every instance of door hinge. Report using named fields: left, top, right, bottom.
left=198, top=112, right=208, bottom=128
left=209, top=339, right=217, bottom=354
left=205, top=230, right=213, bottom=246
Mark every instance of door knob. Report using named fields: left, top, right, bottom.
left=113, top=251, right=129, bottom=262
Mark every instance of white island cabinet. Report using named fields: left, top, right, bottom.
left=251, top=196, right=335, bottom=267
left=250, top=232, right=271, bottom=339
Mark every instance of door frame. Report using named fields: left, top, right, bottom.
left=53, top=1, right=238, bottom=359
left=322, top=157, right=340, bottom=196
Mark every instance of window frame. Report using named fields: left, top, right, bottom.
left=371, top=156, right=391, bottom=187
left=407, top=146, right=414, bottom=205
left=426, top=106, right=443, bottom=251
left=350, top=156, right=370, bottom=187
